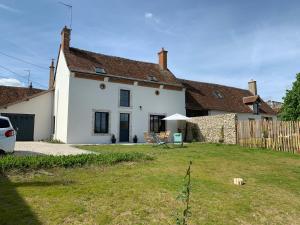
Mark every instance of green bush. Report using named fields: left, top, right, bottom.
left=42, top=138, right=64, bottom=144
left=0, top=152, right=153, bottom=172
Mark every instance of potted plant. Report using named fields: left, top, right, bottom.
left=111, top=134, right=116, bottom=144
left=133, top=135, right=138, bottom=143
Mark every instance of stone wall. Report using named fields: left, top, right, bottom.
left=186, top=113, right=237, bottom=144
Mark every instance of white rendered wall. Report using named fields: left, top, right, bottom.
left=53, top=50, right=71, bottom=143
left=0, top=91, right=54, bottom=141
left=208, top=110, right=228, bottom=116
left=237, top=113, right=277, bottom=121
left=66, top=76, right=186, bottom=144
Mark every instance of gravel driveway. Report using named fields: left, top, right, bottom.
left=14, top=142, right=91, bottom=156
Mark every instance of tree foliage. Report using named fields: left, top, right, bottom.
left=280, top=73, right=300, bottom=121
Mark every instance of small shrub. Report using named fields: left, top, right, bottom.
left=262, top=129, right=269, bottom=138
left=176, top=161, right=192, bottom=225
left=0, top=152, right=153, bottom=172
left=191, top=124, right=199, bottom=142
left=42, top=139, right=64, bottom=144
left=219, top=126, right=224, bottom=143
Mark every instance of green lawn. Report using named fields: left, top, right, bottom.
left=1, top=143, right=300, bottom=225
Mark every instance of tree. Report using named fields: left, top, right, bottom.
left=280, top=73, right=300, bottom=121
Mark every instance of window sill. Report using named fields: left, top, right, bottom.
left=119, top=106, right=133, bottom=109
left=92, top=133, right=111, bottom=137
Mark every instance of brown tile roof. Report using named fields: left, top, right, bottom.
left=179, top=79, right=276, bottom=115
left=243, top=95, right=261, bottom=104
left=64, top=47, right=181, bottom=86
left=0, top=86, right=44, bottom=107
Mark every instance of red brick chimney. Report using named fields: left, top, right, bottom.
left=49, top=59, right=55, bottom=89
left=61, top=26, right=71, bottom=52
left=158, top=48, right=168, bottom=70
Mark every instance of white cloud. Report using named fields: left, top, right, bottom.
left=144, top=12, right=160, bottom=24
left=0, top=78, right=23, bottom=87
left=145, top=12, right=153, bottom=19
left=0, top=3, right=20, bottom=13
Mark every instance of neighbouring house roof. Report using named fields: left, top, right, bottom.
left=179, top=79, right=276, bottom=115
left=267, top=100, right=283, bottom=115
left=63, top=47, right=182, bottom=86
left=0, top=86, right=45, bottom=108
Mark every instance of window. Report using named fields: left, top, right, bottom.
left=213, top=91, right=223, bottom=99
left=263, top=117, right=273, bottom=121
left=99, top=83, right=106, bottom=89
left=120, top=89, right=130, bottom=107
left=95, top=67, right=106, bottom=74
left=150, top=115, right=166, bottom=133
left=253, top=103, right=259, bottom=115
left=148, top=75, right=158, bottom=82
left=52, top=116, right=55, bottom=134
left=0, top=118, right=10, bottom=128
left=94, top=112, right=109, bottom=133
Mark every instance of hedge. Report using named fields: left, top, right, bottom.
left=0, top=152, right=153, bottom=172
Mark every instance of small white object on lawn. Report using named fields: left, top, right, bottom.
left=233, top=178, right=244, bottom=185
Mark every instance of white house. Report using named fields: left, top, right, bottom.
left=51, top=27, right=185, bottom=144
left=0, top=26, right=276, bottom=143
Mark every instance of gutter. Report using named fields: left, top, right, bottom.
left=71, top=69, right=184, bottom=88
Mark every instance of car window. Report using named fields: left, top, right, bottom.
left=0, top=118, right=10, bottom=128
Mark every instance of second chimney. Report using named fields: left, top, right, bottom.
left=49, top=59, right=55, bottom=90
left=248, top=79, right=257, bottom=95
left=61, top=26, right=71, bottom=52
left=158, top=48, right=168, bottom=70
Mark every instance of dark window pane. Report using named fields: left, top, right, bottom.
left=0, top=118, right=10, bottom=128
left=150, top=116, right=153, bottom=132
left=253, top=103, right=259, bottom=114
left=150, top=115, right=166, bottom=133
left=53, top=116, right=55, bottom=134
left=94, top=112, right=109, bottom=133
left=120, top=113, right=129, bottom=129
left=100, top=113, right=106, bottom=132
left=120, top=90, right=130, bottom=107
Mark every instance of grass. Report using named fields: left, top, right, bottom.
left=1, top=143, right=300, bottom=224
left=0, top=152, right=153, bottom=172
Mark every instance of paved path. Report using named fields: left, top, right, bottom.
left=14, top=142, right=91, bottom=156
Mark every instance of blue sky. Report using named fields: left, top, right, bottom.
left=1, top=0, right=300, bottom=101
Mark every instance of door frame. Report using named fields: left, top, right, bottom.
left=119, top=112, right=131, bottom=142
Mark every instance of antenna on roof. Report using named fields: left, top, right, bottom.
left=24, top=69, right=31, bottom=87
left=58, top=1, right=73, bottom=28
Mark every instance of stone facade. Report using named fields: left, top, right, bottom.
left=186, top=113, right=237, bottom=144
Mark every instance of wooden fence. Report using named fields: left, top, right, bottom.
left=237, top=120, right=300, bottom=153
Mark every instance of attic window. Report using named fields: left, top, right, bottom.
left=148, top=75, right=158, bottom=82
left=95, top=67, right=106, bottom=74
left=213, top=91, right=223, bottom=99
